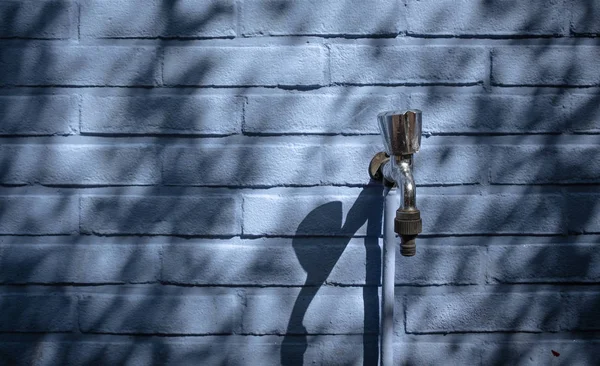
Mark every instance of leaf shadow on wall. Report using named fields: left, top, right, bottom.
left=281, top=187, right=383, bottom=366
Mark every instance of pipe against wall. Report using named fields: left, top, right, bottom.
left=380, top=186, right=397, bottom=366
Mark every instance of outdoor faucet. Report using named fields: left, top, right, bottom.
left=369, top=110, right=423, bottom=256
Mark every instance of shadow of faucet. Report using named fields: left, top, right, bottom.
left=281, top=187, right=383, bottom=366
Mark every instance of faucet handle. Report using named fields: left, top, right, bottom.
left=378, top=109, right=422, bottom=156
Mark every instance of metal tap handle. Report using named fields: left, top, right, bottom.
left=377, top=109, right=422, bottom=156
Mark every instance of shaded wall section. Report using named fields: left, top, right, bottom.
left=0, top=0, right=599, bottom=365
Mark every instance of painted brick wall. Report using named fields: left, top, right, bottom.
left=1, top=0, right=599, bottom=365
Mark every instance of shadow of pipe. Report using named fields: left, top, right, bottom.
left=281, top=186, right=383, bottom=365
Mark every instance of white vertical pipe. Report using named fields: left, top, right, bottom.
left=381, top=186, right=397, bottom=366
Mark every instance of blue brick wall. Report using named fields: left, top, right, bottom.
left=0, top=1, right=599, bottom=365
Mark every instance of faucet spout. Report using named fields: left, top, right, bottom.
left=398, top=156, right=416, bottom=211
left=382, top=155, right=416, bottom=210
left=381, top=155, right=422, bottom=256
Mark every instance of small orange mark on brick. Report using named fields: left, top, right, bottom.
left=551, top=350, right=560, bottom=357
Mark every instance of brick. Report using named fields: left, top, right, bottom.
left=243, top=191, right=381, bottom=236
left=0, top=245, right=161, bottom=284
left=162, top=241, right=308, bottom=286
left=298, top=335, right=377, bottom=365
left=567, top=94, right=600, bottom=133
left=81, top=96, right=242, bottom=135
left=18, top=342, right=160, bottom=366
left=0, top=295, right=74, bottom=332
left=406, top=293, right=561, bottom=333
left=0, top=145, right=161, bottom=185
left=492, top=47, right=600, bottom=86
left=244, top=94, right=406, bottom=135
left=395, top=343, right=480, bottom=365
left=571, top=1, right=600, bottom=35
left=164, top=145, right=322, bottom=186
left=242, top=287, right=378, bottom=334
left=162, top=238, right=373, bottom=286
left=409, top=94, right=569, bottom=134
left=330, top=46, right=486, bottom=85
left=567, top=194, right=600, bottom=234
left=163, top=46, right=327, bottom=86
left=409, top=145, right=484, bottom=185
left=561, top=293, right=600, bottom=331
left=0, top=196, right=77, bottom=234
left=163, top=338, right=314, bottom=366
left=81, top=0, right=235, bottom=38
left=0, top=0, right=73, bottom=39
left=420, top=194, right=564, bottom=235
left=79, top=294, right=243, bottom=334
left=0, top=343, right=38, bottom=365
left=0, top=47, right=159, bottom=86
left=321, top=143, right=382, bottom=186
left=482, top=342, right=600, bottom=365
left=80, top=195, right=241, bottom=236
left=0, top=95, right=77, bottom=135
left=488, top=245, right=600, bottom=283
left=396, top=246, right=484, bottom=285
left=491, top=145, right=600, bottom=184
left=328, top=239, right=381, bottom=286
left=241, top=0, right=403, bottom=36
left=407, top=0, right=566, bottom=36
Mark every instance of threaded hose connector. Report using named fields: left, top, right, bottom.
left=400, top=236, right=417, bottom=256
left=395, top=209, right=422, bottom=257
